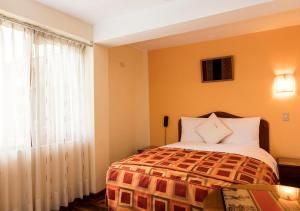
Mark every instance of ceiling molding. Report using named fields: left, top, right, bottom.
left=131, top=8, right=300, bottom=50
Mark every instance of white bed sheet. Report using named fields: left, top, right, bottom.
left=164, top=141, right=279, bottom=178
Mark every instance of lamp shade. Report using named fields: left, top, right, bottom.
left=277, top=185, right=299, bottom=201
left=274, top=74, right=296, bottom=95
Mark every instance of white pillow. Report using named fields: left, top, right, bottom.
left=180, top=117, right=206, bottom=142
left=195, top=113, right=232, bottom=144
left=220, top=117, right=261, bottom=147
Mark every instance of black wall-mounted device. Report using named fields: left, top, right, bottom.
left=163, top=115, right=169, bottom=145
left=163, top=116, right=169, bottom=127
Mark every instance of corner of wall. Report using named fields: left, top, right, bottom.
left=94, top=44, right=110, bottom=191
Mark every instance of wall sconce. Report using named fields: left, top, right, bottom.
left=273, top=74, right=296, bottom=96
left=277, top=185, right=299, bottom=201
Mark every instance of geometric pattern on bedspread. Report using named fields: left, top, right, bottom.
left=106, top=147, right=278, bottom=211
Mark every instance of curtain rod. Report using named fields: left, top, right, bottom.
left=0, top=13, right=93, bottom=47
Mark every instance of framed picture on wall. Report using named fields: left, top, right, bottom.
left=201, top=56, right=233, bottom=82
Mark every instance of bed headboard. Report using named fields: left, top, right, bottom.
left=178, top=111, right=270, bottom=152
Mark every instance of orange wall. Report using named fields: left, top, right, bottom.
left=108, top=46, right=150, bottom=163
left=149, top=25, right=300, bottom=158
left=94, top=45, right=150, bottom=190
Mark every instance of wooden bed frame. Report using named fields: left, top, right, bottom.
left=178, top=111, right=270, bottom=152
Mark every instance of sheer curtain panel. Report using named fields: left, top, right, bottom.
left=0, top=21, right=95, bottom=211
left=0, top=21, right=33, bottom=211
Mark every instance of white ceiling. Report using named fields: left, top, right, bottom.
left=37, top=0, right=174, bottom=24
left=37, top=0, right=300, bottom=49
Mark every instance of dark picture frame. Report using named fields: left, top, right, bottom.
left=201, top=56, right=234, bottom=82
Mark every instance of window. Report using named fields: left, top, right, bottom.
left=0, top=20, right=95, bottom=211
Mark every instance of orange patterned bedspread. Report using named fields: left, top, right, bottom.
left=106, top=147, right=278, bottom=211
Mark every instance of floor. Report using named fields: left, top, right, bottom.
left=59, top=192, right=107, bottom=211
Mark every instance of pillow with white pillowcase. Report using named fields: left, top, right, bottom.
left=220, top=117, right=261, bottom=147
left=195, top=113, right=232, bottom=144
left=180, top=117, right=206, bottom=142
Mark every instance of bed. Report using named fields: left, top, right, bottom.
left=106, top=112, right=278, bottom=211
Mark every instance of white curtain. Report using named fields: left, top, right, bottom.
left=0, top=21, right=95, bottom=211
